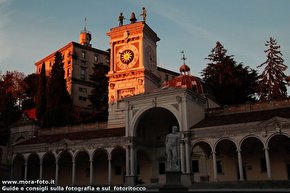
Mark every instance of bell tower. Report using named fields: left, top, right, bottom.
left=79, top=18, right=92, bottom=47
left=106, top=21, right=160, bottom=128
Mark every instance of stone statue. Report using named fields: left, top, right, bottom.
left=118, top=12, right=124, bottom=26
left=130, top=12, right=137, bottom=23
left=165, top=126, right=180, bottom=171
left=140, top=7, right=147, bottom=22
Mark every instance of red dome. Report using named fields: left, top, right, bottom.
left=164, top=74, right=204, bottom=94
left=179, top=64, right=191, bottom=73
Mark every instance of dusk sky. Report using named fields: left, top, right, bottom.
left=0, top=0, right=290, bottom=77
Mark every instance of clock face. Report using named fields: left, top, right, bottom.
left=117, top=44, right=139, bottom=70
left=145, top=46, right=155, bottom=71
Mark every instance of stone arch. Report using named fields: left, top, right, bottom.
left=191, top=139, right=213, bottom=153
left=111, top=146, right=126, bottom=185
left=42, top=152, right=56, bottom=180
left=240, top=136, right=265, bottom=181
left=58, top=151, right=72, bottom=185
left=75, top=150, right=90, bottom=185
left=214, top=138, right=238, bottom=181
left=239, top=134, right=265, bottom=150
left=93, top=148, right=109, bottom=185
left=191, top=140, right=212, bottom=182
left=213, top=137, right=237, bottom=151
left=12, top=154, right=25, bottom=180
left=74, top=149, right=90, bottom=160
left=131, top=105, right=181, bottom=137
left=267, top=133, right=290, bottom=180
left=265, top=132, right=290, bottom=148
left=133, top=107, right=179, bottom=146
left=27, top=153, right=40, bottom=180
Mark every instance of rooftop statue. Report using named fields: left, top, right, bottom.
left=130, top=12, right=137, bottom=24
left=140, top=7, right=147, bottom=22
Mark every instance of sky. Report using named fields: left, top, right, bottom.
left=0, top=0, right=290, bottom=78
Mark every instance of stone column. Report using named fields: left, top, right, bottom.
left=264, top=148, right=272, bottom=179
left=126, top=145, right=130, bottom=176
left=55, top=160, right=59, bottom=185
left=24, top=161, right=28, bottom=181
left=72, top=159, right=75, bottom=185
left=130, top=145, right=135, bottom=176
left=185, top=139, right=191, bottom=173
left=180, top=142, right=185, bottom=173
left=108, top=155, right=112, bottom=185
left=237, top=149, right=244, bottom=181
left=89, top=158, right=93, bottom=185
left=212, top=151, right=217, bottom=181
left=39, top=158, right=43, bottom=180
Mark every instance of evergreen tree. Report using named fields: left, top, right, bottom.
left=22, top=73, right=39, bottom=110
left=257, top=37, right=288, bottom=101
left=88, top=63, right=109, bottom=121
left=44, top=52, right=74, bottom=127
left=202, top=41, right=258, bottom=105
left=47, top=52, right=71, bottom=108
left=36, top=63, right=46, bottom=122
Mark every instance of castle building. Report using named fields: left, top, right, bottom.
left=34, top=26, right=110, bottom=113
left=5, top=18, right=290, bottom=189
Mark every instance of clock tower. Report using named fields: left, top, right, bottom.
left=106, top=21, right=160, bottom=128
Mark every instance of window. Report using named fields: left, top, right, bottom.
left=216, top=160, right=223, bottom=174
left=260, top=158, right=267, bottom=172
left=49, top=62, right=52, bottom=67
left=79, top=96, right=86, bottom=101
left=159, top=162, right=165, bottom=174
left=192, top=160, right=199, bottom=173
left=67, top=67, right=70, bottom=77
left=115, top=166, right=122, bottom=175
left=94, top=55, right=99, bottom=62
left=79, top=87, right=87, bottom=93
left=80, top=68, right=86, bottom=80
left=81, top=51, right=86, bottom=59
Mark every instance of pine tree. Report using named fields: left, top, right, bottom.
left=36, top=62, right=46, bottom=122
left=88, top=63, right=109, bottom=121
left=44, top=51, right=73, bottom=127
left=202, top=41, right=258, bottom=105
left=47, top=52, right=71, bottom=108
left=257, top=37, right=288, bottom=101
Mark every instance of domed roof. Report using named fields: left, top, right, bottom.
left=179, top=64, right=190, bottom=73
left=163, top=65, right=205, bottom=95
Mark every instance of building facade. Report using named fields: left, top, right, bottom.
left=6, top=20, right=290, bottom=189
left=35, top=28, right=109, bottom=113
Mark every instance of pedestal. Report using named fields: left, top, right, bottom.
left=125, top=175, right=137, bottom=185
left=159, top=171, right=188, bottom=192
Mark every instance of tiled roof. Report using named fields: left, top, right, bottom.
left=17, top=127, right=125, bottom=146
left=192, top=107, right=290, bottom=128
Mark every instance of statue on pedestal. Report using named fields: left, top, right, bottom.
left=165, top=126, right=181, bottom=171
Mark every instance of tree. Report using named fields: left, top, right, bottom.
left=257, top=37, right=288, bottom=101
left=22, top=73, right=39, bottom=110
left=202, top=41, right=258, bottom=105
left=88, top=63, right=109, bottom=121
left=47, top=52, right=71, bottom=108
left=44, top=52, right=74, bottom=127
left=0, top=71, right=25, bottom=145
left=36, top=63, right=46, bottom=122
